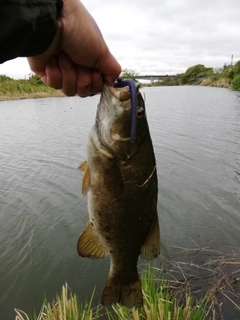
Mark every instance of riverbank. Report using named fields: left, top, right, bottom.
left=1, top=73, right=238, bottom=102
left=200, top=78, right=232, bottom=89
left=15, top=247, right=240, bottom=320
left=0, top=82, right=235, bottom=102
left=0, top=74, right=65, bottom=101
left=0, top=89, right=65, bottom=101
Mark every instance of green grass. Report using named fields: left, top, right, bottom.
left=14, top=265, right=208, bottom=320
left=0, top=74, right=63, bottom=100
left=15, top=285, right=100, bottom=320
left=104, top=264, right=207, bottom=320
left=14, top=244, right=240, bottom=320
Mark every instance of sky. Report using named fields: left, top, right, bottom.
left=1, top=0, right=240, bottom=79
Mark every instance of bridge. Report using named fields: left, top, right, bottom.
left=135, top=74, right=177, bottom=84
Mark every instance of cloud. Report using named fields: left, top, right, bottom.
left=1, top=0, right=240, bottom=78
left=0, top=58, right=31, bottom=79
left=84, top=0, right=240, bottom=74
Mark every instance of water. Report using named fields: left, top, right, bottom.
left=0, top=87, right=239, bottom=319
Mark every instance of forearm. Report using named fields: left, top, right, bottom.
left=0, top=0, right=62, bottom=63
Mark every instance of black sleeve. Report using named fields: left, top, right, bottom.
left=0, top=0, right=63, bottom=64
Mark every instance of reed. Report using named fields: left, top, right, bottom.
left=0, top=75, right=64, bottom=100
left=14, top=266, right=207, bottom=320
left=15, top=244, right=240, bottom=320
left=105, top=263, right=207, bottom=320
left=15, top=286, right=100, bottom=320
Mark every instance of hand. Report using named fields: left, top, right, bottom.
left=27, top=0, right=121, bottom=97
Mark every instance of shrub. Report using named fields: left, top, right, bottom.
left=231, top=74, right=240, bottom=90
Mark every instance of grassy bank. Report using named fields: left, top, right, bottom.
left=1, top=72, right=239, bottom=102
left=0, top=74, right=64, bottom=101
left=200, top=78, right=232, bottom=89
left=15, top=266, right=207, bottom=320
left=15, top=246, right=240, bottom=320
left=0, top=90, right=65, bottom=101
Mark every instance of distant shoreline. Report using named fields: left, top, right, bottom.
left=200, top=78, right=232, bottom=89
left=0, top=90, right=65, bottom=101
left=0, top=82, right=236, bottom=102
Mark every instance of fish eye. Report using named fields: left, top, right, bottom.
left=136, top=106, right=145, bottom=119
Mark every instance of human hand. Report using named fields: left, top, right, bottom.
left=27, top=0, right=121, bottom=97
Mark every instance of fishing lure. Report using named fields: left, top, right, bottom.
left=113, top=78, right=137, bottom=144
left=90, top=78, right=137, bottom=144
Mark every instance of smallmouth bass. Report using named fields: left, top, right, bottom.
left=77, top=81, right=160, bottom=308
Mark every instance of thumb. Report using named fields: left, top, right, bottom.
left=100, top=52, right=121, bottom=86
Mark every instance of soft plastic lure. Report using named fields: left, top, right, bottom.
left=90, top=78, right=137, bottom=143
left=114, top=78, right=137, bottom=143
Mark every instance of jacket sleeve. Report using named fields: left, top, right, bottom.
left=0, top=0, right=63, bottom=64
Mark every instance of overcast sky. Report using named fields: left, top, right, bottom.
left=1, top=0, right=240, bottom=78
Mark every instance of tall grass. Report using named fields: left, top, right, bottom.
left=15, top=264, right=208, bottom=320
left=14, top=244, right=240, bottom=320
left=15, top=285, right=100, bottom=320
left=0, top=75, right=64, bottom=100
left=105, top=264, right=207, bottom=320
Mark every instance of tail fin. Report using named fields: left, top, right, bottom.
left=101, top=275, right=143, bottom=308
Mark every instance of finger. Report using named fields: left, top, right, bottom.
left=90, top=71, right=102, bottom=94
left=98, top=52, right=121, bottom=86
left=42, top=56, right=62, bottom=89
left=58, top=53, right=77, bottom=96
left=76, top=66, right=91, bottom=97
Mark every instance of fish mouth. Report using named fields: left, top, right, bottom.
left=101, top=80, right=138, bottom=144
left=98, top=82, right=132, bottom=138
left=102, top=82, right=131, bottom=104
left=95, top=80, right=146, bottom=160
left=95, top=82, right=139, bottom=158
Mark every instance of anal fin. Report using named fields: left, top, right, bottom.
left=77, top=221, right=108, bottom=259
left=140, top=210, right=160, bottom=260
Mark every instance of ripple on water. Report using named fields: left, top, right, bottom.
left=0, top=89, right=240, bottom=318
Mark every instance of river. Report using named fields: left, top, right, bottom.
left=0, top=86, right=239, bottom=319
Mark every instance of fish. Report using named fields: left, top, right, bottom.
left=77, top=81, right=160, bottom=308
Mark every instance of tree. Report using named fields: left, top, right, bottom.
left=0, top=75, right=13, bottom=82
left=28, top=73, right=44, bottom=85
left=180, top=64, right=212, bottom=84
left=230, top=60, right=240, bottom=90
left=185, top=64, right=206, bottom=76
left=121, top=69, right=139, bottom=81
left=231, top=75, right=240, bottom=90
left=230, top=60, right=240, bottom=77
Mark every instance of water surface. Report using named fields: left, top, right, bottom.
left=0, top=87, right=239, bottom=318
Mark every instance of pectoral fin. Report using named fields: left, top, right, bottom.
left=78, top=161, right=91, bottom=195
left=78, top=160, right=87, bottom=171
left=77, top=221, right=108, bottom=259
left=140, top=210, right=160, bottom=260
